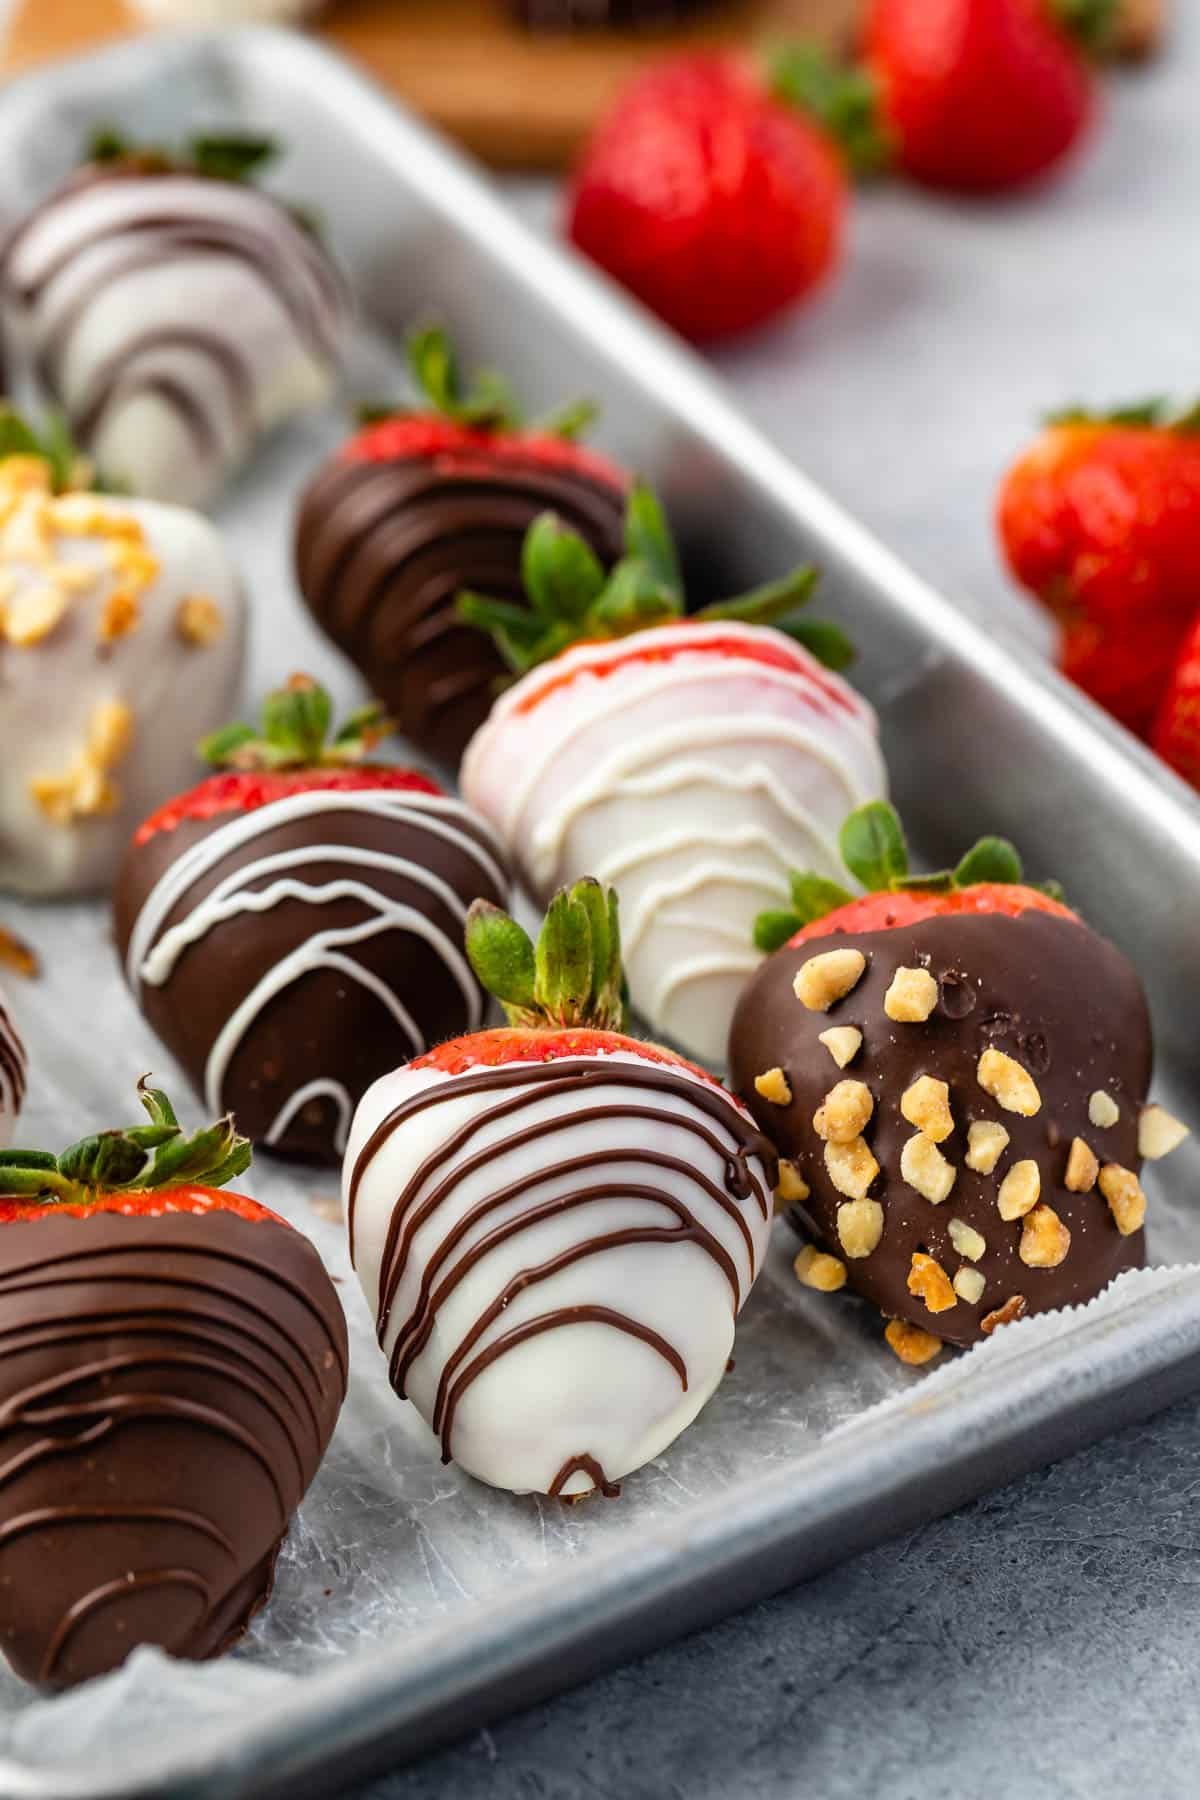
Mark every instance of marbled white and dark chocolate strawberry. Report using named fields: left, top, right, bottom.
left=295, top=327, right=629, bottom=767
left=114, top=677, right=509, bottom=1165
left=0, top=1084, right=346, bottom=1687
left=0, top=983, right=25, bottom=1147
left=0, top=133, right=345, bottom=509
left=346, top=879, right=776, bottom=1499
left=728, top=803, right=1189, bottom=1359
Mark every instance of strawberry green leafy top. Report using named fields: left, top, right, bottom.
left=456, top=481, right=852, bottom=676
left=466, top=877, right=627, bottom=1032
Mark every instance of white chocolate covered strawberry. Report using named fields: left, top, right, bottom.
left=344, top=879, right=776, bottom=1499
left=460, top=488, right=885, bottom=1064
left=0, top=430, right=244, bottom=896
left=0, top=987, right=25, bottom=1149
left=0, top=134, right=344, bottom=509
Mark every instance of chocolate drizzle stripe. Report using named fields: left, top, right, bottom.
left=391, top=1182, right=741, bottom=1395
left=438, top=1305, right=688, bottom=1465
left=70, top=326, right=254, bottom=442
left=40, top=1568, right=211, bottom=1684
left=0, top=1240, right=350, bottom=1386
left=548, top=1454, right=620, bottom=1500
left=376, top=1121, right=759, bottom=1343
left=0, top=1002, right=24, bottom=1116
left=0, top=1505, right=236, bottom=1556
left=348, top=1058, right=773, bottom=1247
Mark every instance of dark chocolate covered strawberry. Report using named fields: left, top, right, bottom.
left=729, top=803, right=1188, bottom=1359
left=0, top=1082, right=346, bottom=1687
left=295, top=326, right=629, bottom=767
left=114, top=675, right=509, bottom=1164
left=346, top=878, right=776, bottom=1499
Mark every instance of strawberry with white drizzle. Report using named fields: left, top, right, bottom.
left=460, top=486, right=885, bottom=1065
left=345, top=879, right=777, bottom=1500
left=0, top=989, right=25, bottom=1148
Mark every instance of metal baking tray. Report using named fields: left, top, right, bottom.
left=3, top=27, right=1200, bottom=1800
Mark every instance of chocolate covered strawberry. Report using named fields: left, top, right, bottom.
left=0, top=1081, right=346, bottom=1687
left=460, top=485, right=884, bottom=1065
left=729, top=802, right=1188, bottom=1358
left=346, top=878, right=776, bottom=1500
left=114, top=675, right=510, bottom=1164
left=0, top=981, right=26, bottom=1149
left=295, top=326, right=629, bottom=767
left=998, top=402, right=1200, bottom=737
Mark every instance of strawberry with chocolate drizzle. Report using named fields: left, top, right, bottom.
left=345, top=878, right=777, bottom=1500
left=729, top=802, right=1188, bottom=1360
left=295, top=326, right=631, bottom=767
left=460, top=484, right=884, bottom=1065
left=114, top=675, right=510, bottom=1165
left=0, top=1081, right=346, bottom=1688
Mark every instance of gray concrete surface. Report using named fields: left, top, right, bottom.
left=355, top=19, right=1200, bottom=1798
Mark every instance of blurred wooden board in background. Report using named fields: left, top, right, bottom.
left=1, top=0, right=1166, bottom=172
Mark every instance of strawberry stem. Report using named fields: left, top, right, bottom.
left=0, top=1079, right=252, bottom=1205
left=751, top=801, right=1059, bottom=948
left=0, top=403, right=88, bottom=493
left=199, top=674, right=395, bottom=772
left=88, top=125, right=278, bottom=183
left=766, top=42, right=892, bottom=178
left=456, top=482, right=847, bottom=673
left=466, top=878, right=627, bottom=1032
left=1048, top=0, right=1119, bottom=55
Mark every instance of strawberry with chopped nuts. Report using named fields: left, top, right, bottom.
left=729, top=801, right=1188, bottom=1354
left=0, top=410, right=244, bottom=898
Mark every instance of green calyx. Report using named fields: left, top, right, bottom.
left=456, top=481, right=851, bottom=676
left=359, top=325, right=598, bottom=439
left=767, top=43, right=892, bottom=179
left=88, top=126, right=278, bottom=184
left=752, top=800, right=1064, bottom=952
left=0, top=1080, right=251, bottom=1204
left=1047, top=397, right=1200, bottom=435
left=200, top=674, right=394, bottom=772
left=0, top=403, right=88, bottom=492
left=465, top=878, right=627, bottom=1032
left=1049, top=0, right=1119, bottom=55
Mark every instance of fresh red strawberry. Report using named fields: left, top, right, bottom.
left=731, top=801, right=1173, bottom=1359
left=566, top=54, right=847, bottom=342
left=345, top=877, right=778, bottom=1502
left=134, top=673, right=429, bottom=844
left=998, top=405, right=1200, bottom=735
left=0, top=1080, right=347, bottom=1687
left=1153, top=612, right=1200, bottom=787
left=343, top=413, right=627, bottom=493
left=863, top=0, right=1100, bottom=193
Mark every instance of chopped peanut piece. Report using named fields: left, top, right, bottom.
left=948, top=1217, right=986, bottom=1262
left=965, top=1119, right=1010, bottom=1174
left=1064, top=1137, right=1099, bottom=1193
left=87, top=701, right=134, bottom=770
left=953, top=1266, right=986, bottom=1305
left=775, top=1159, right=810, bottom=1206
left=836, top=1198, right=884, bottom=1259
left=981, top=1294, right=1028, bottom=1335
left=1098, top=1163, right=1147, bottom=1236
left=48, top=559, right=100, bottom=595
left=1139, top=1104, right=1190, bottom=1162
left=818, top=1025, right=862, bottom=1069
left=1088, top=1090, right=1119, bottom=1129
left=0, top=927, right=38, bottom=979
left=813, top=1079, right=874, bottom=1144
left=794, top=1245, right=847, bottom=1292
left=0, top=455, right=52, bottom=495
left=97, top=588, right=139, bottom=644
left=793, top=948, right=866, bottom=1012
left=977, top=1048, right=1041, bottom=1116
left=997, top=1159, right=1041, bottom=1222
left=1019, top=1203, right=1071, bottom=1268
left=176, top=593, right=225, bottom=647
left=884, top=965, right=939, bottom=1023
left=4, top=583, right=67, bottom=646
left=900, top=1132, right=957, bottom=1204
left=907, top=1250, right=957, bottom=1313
left=884, top=1318, right=944, bottom=1365
left=824, top=1136, right=879, bottom=1201
left=754, top=1067, right=792, bottom=1107
left=900, top=1075, right=954, bottom=1143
